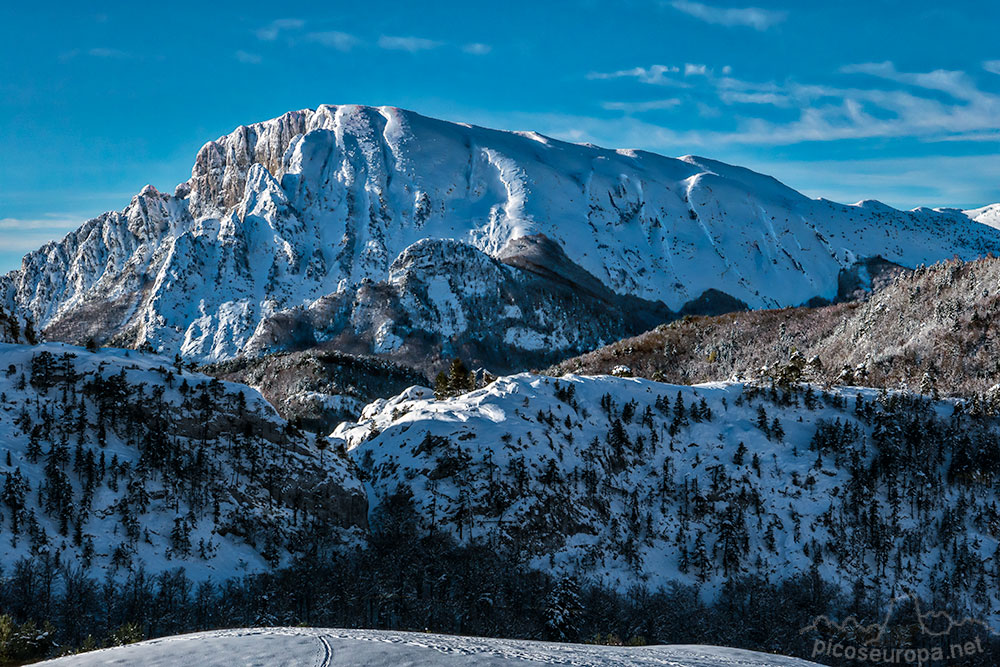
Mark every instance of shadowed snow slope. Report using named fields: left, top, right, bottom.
left=37, top=628, right=821, bottom=666
left=3, top=105, right=999, bottom=362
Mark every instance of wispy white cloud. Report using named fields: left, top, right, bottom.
left=305, top=31, right=360, bottom=51
left=591, top=59, right=1000, bottom=146
left=255, top=24, right=482, bottom=56
left=377, top=35, right=443, bottom=52
left=587, top=65, right=685, bottom=86
left=256, top=18, right=305, bottom=41
left=718, top=90, right=790, bottom=106
left=840, top=61, right=981, bottom=100
left=462, top=42, right=492, bottom=55
left=589, top=63, right=719, bottom=83
left=668, top=1, right=787, bottom=31
left=601, top=99, right=682, bottom=112
left=0, top=217, right=80, bottom=231
left=0, top=217, right=86, bottom=253
left=235, top=50, right=262, bottom=64
left=985, top=60, right=1000, bottom=76
left=87, top=47, right=130, bottom=59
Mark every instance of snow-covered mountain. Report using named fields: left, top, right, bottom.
left=4, top=105, right=1000, bottom=363
left=0, top=342, right=365, bottom=580
left=335, top=373, right=1000, bottom=628
left=966, top=203, right=1000, bottom=230
left=38, top=628, right=822, bottom=666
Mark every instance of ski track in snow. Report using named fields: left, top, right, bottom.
left=317, top=632, right=333, bottom=667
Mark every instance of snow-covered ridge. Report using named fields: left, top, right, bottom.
left=4, top=104, right=1000, bottom=361
left=38, top=627, right=822, bottom=666
left=966, top=203, right=1000, bottom=230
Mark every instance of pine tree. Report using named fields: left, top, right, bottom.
left=433, top=371, right=449, bottom=400
left=771, top=418, right=784, bottom=443
left=448, top=359, right=473, bottom=394
left=543, top=576, right=583, bottom=642
left=692, top=530, right=711, bottom=582
left=919, top=370, right=939, bottom=399
left=755, top=405, right=770, bottom=436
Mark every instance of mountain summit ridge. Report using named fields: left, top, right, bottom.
left=3, top=104, right=1000, bottom=362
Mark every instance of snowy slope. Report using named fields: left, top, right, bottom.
left=3, top=105, right=1000, bottom=362
left=335, top=374, right=1000, bottom=627
left=38, top=628, right=821, bottom=666
left=0, top=343, right=365, bottom=580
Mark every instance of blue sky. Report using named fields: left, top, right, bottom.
left=2, top=0, right=999, bottom=272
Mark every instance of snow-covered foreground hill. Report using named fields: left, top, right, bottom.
left=38, top=628, right=820, bottom=666
left=4, top=105, right=1000, bottom=364
left=336, top=373, right=1000, bottom=626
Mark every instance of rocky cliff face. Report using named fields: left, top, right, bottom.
left=243, top=236, right=674, bottom=375
left=4, top=105, right=1000, bottom=363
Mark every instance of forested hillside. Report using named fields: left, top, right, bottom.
left=2, top=354, right=999, bottom=664
left=337, top=374, right=1000, bottom=628
left=0, top=343, right=365, bottom=581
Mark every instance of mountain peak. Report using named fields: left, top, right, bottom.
left=4, top=106, right=1000, bottom=362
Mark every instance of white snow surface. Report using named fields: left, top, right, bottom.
left=966, top=203, right=1000, bottom=230
left=4, top=105, right=1000, bottom=361
left=38, top=627, right=821, bottom=666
